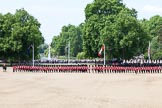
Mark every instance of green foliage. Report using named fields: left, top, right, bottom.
left=149, top=36, right=162, bottom=60
left=51, top=24, right=83, bottom=57
left=0, top=9, right=44, bottom=61
left=83, top=0, right=149, bottom=59
left=76, top=52, right=86, bottom=59
left=152, top=51, right=162, bottom=60
left=39, top=44, right=48, bottom=54
left=142, top=15, right=162, bottom=38
left=142, top=16, right=162, bottom=60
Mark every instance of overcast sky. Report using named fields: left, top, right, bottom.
left=0, top=0, right=162, bottom=44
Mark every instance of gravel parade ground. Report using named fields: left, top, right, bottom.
left=0, top=67, right=162, bottom=108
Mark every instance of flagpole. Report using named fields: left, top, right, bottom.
left=33, top=43, right=34, bottom=66
left=68, top=41, right=70, bottom=64
left=104, top=44, right=106, bottom=65
left=148, top=41, right=151, bottom=61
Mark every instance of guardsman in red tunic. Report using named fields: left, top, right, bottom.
left=80, top=65, right=82, bottom=73
left=92, top=65, right=95, bottom=73
left=13, top=66, right=16, bottom=72
left=112, top=66, right=116, bottom=73
left=95, top=65, right=98, bottom=73
left=71, top=65, right=74, bottom=73
left=44, top=66, right=47, bottom=73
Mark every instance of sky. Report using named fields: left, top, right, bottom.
left=0, top=0, right=162, bottom=44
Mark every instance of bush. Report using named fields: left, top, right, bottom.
left=152, top=51, right=162, bottom=60
left=76, top=52, right=86, bottom=59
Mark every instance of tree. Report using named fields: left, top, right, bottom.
left=0, top=13, right=15, bottom=60
left=0, top=9, right=44, bottom=61
left=70, top=23, right=84, bottom=57
left=142, top=15, right=162, bottom=38
left=51, top=24, right=83, bottom=57
left=142, top=15, right=162, bottom=59
left=101, top=9, right=149, bottom=59
left=38, top=44, right=48, bottom=54
left=51, top=36, right=61, bottom=56
left=83, top=0, right=149, bottom=59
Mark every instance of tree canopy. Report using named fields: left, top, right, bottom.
left=0, top=9, right=44, bottom=61
left=83, top=0, right=150, bottom=59
left=142, top=15, right=162, bottom=59
left=51, top=24, right=83, bottom=58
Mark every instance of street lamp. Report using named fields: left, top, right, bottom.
left=137, top=37, right=140, bottom=55
left=68, top=41, right=70, bottom=64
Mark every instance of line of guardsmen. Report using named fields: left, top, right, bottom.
left=91, top=65, right=162, bottom=74
left=13, top=65, right=90, bottom=73
left=12, top=64, right=162, bottom=74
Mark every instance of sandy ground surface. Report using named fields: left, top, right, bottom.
left=0, top=67, right=162, bottom=108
